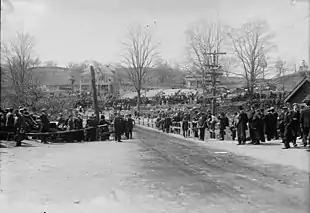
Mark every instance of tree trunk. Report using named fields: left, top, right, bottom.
left=137, top=90, right=141, bottom=112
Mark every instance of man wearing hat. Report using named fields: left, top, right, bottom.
left=270, top=107, right=279, bottom=139
left=300, top=100, right=310, bottom=147
left=291, top=103, right=300, bottom=146
left=236, top=106, right=248, bottom=145
left=282, top=106, right=294, bottom=149
left=113, top=111, right=124, bottom=142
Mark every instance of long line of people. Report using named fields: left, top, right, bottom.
left=150, top=101, right=310, bottom=149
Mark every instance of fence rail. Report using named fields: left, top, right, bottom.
left=135, top=117, right=230, bottom=140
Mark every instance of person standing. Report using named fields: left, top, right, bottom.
left=198, top=114, right=207, bottom=141
left=236, top=106, right=248, bottom=145
left=126, top=114, right=135, bottom=139
left=40, top=108, right=50, bottom=144
left=5, top=108, right=15, bottom=140
left=219, top=112, right=229, bottom=140
left=264, top=109, right=274, bottom=141
left=74, top=112, right=84, bottom=142
left=67, top=113, right=75, bottom=142
left=290, top=103, right=300, bottom=146
left=164, top=115, right=172, bottom=133
left=300, top=100, right=310, bottom=147
left=182, top=115, right=189, bottom=138
left=114, top=112, right=124, bottom=142
left=269, top=107, right=278, bottom=140
left=282, top=106, right=294, bottom=149
left=14, top=110, right=25, bottom=146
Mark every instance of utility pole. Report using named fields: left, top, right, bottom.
left=69, top=76, right=75, bottom=95
left=90, top=65, right=100, bottom=123
left=204, top=50, right=226, bottom=115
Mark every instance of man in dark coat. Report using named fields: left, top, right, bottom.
left=291, top=103, right=300, bottom=145
left=99, top=115, right=111, bottom=141
left=127, top=114, right=135, bottom=139
left=164, top=115, right=172, bottom=133
left=269, top=107, right=278, bottom=140
left=283, top=106, right=295, bottom=149
left=219, top=112, right=229, bottom=140
left=182, top=115, right=189, bottom=138
left=264, top=109, right=274, bottom=141
left=248, top=107, right=258, bottom=144
left=198, top=114, right=207, bottom=141
left=5, top=108, right=15, bottom=140
left=300, top=100, right=310, bottom=147
left=74, top=112, right=84, bottom=142
left=40, top=108, right=50, bottom=144
left=114, top=112, right=124, bottom=142
left=236, top=106, right=248, bottom=145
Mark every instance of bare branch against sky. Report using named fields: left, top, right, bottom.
left=121, top=24, right=159, bottom=111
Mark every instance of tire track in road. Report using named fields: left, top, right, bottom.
left=134, top=127, right=308, bottom=213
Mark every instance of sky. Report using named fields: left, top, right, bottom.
left=1, top=0, right=309, bottom=69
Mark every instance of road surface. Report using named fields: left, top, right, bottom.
left=0, top=127, right=308, bottom=213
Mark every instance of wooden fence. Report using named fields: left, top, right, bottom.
left=135, top=117, right=235, bottom=141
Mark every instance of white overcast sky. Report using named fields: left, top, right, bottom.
left=1, top=0, right=309, bottom=67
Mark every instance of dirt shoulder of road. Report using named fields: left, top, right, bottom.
left=137, top=125, right=310, bottom=172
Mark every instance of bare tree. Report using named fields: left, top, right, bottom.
left=1, top=32, right=42, bottom=106
left=121, top=25, right=159, bottom=111
left=275, top=59, right=287, bottom=92
left=220, top=56, right=238, bottom=77
left=227, top=20, right=275, bottom=100
left=186, top=20, right=225, bottom=75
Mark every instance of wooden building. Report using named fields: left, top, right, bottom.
left=284, top=76, right=310, bottom=104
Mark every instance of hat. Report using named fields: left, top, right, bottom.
left=269, top=107, right=275, bottom=111
left=42, top=108, right=47, bottom=111
left=282, top=106, right=288, bottom=110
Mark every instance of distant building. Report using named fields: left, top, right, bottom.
left=79, top=66, right=120, bottom=98
left=184, top=74, right=203, bottom=89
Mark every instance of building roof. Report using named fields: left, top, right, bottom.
left=284, top=76, right=310, bottom=103
left=81, top=66, right=115, bottom=77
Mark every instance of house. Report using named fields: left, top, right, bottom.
left=79, top=66, right=120, bottom=98
left=284, top=76, right=310, bottom=104
left=184, top=74, right=203, bottom=89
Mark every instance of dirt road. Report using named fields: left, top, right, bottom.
left=0, top=127, right=308, bottom=213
